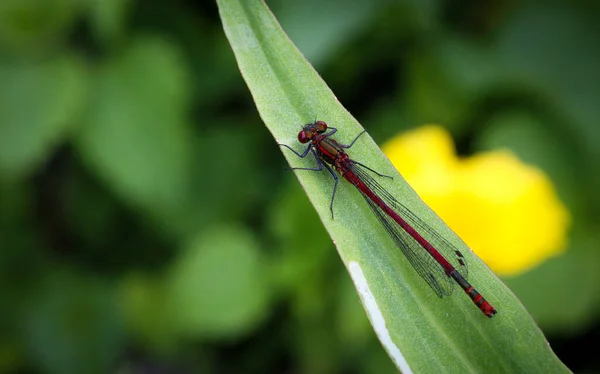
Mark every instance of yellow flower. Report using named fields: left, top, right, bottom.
left=382, top=125, right=570, bottom=277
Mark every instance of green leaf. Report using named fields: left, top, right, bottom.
left=165, top=225, right=270, bottom=339
left=0, top=55, right=87, bottom=179
left=76, top=36, right=193, bottom=221
left=86, top=0, right=133, bottom=44
left=492, top=3, right=600, bottom=163
left=119, top=272, right=178, bottom=352
left=405, top=38, right=494, bottom=127
left=267, top=179, right=332, bottom=299
left=272, top=0, right=381, bottom=65
left=22, top=270, right=123, bottom=374
left=504, top=227, right=600, bottom=333
left=0, top=0, right=84, bottom=52
left=218, top=0, right=569, bottom=372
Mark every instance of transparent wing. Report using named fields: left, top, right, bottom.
left=349, top=162, right=468, bottom=298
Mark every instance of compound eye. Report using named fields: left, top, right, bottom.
left=298, top=131, right=309, bottom=143
left=315, top=121, right=328, bottom=132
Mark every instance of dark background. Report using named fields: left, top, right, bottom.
left=0, top=0, right=599, bottom=373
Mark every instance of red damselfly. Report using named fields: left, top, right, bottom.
left=279, top=120, right=497, bottom=317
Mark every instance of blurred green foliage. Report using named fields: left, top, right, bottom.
left=0, top=0, right=598, bottom=373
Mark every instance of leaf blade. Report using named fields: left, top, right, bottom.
left=218, top=0, right=570, bottom=372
